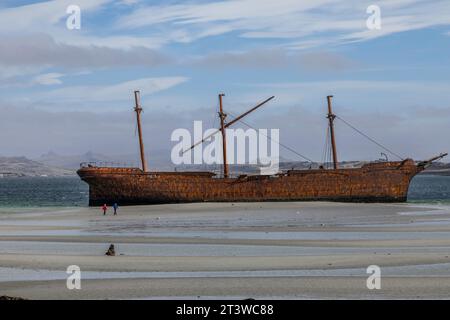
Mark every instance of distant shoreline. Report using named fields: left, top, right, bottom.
left=419, top=170, right=450, bottom=176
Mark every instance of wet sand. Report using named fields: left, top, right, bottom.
left=0, top=202, right=450, bottom=299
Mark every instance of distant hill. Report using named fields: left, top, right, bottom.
left=422, top=162, right=450, bottom=176
left=0, top=156, right=74, bottom=177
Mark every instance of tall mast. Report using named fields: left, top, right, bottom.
left=134, top=90, right=148, bottom=172
left=218, top=93, right=229, bottom=178
left=327, top=95, right=338, bottom=170
left=182, top=95, right=275, bottom=158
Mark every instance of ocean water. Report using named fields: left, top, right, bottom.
left=408, top=175, right=450, bottom=204
left=0, top=176, right=88, bottom=208
left=0, top=174, right=449, bottom=208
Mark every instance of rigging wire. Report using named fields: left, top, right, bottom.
left=321, top=125, right=330, bottom=168
left=325, top=127, right=331, bottom=169
left=212, top=100, right=219, bottom=174
left=131, top=107, right=140, bottom=168
left=327, top=126, right=332, bottom=168
left=226, top=110, right=315, bottom=163
left=210, top=108, right=222, bottom=174
left=335, top=115, right=404, bottom=161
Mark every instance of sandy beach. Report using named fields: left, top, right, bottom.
left=1, top=201, right=450, bottom=299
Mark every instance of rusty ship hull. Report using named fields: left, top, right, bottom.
left=78, top=159, right=423, bottom=206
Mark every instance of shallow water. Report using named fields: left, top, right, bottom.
left=408, top=175, right=450, bottom=204
left=2, top=262, right=450, bottom=283
left=0, top=176, right=87, bottom=208
left=1, top=241, right=450, bottom=257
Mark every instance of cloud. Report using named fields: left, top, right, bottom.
left=0, top=0, right=111, bottom=34
left=32, top=73, right=64, bottom=86
left=118, top=0, right=330, bottom=28
left=0, top=69, right=95, bottom=89
left=248, top=80, right=450, bottom=91
left=117, top=0, right=450, bottom=50
left=64, top=34, right=167, bottom=50
left=0, top=33, right=171, bottom=68
left=31, top=76, right=189, bottom=104
left=118, top=0, right=140, bottom=5
left=0, top=65, right=47, bottom=87
left=192, top=49, right=355, bottom=71
left=0, top=1, right=167, bottom=50
left=232, top=80, right=450, bottom=116
left=242, top=80, right=450, bottom=100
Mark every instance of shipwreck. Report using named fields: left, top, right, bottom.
left=77, top=91, right=447, bottom=206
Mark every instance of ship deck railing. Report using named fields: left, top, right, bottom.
left=79, top=162, right=137, bottom=168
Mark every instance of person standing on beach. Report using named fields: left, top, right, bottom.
left=101, top=204, right=108, bottom=215
left=113, top=203, right=119, bottom=215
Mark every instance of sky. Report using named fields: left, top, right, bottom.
left=0, top=0, right=449, bottom=164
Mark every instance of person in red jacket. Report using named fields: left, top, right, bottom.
left=101, top=204, right=108, bottom=215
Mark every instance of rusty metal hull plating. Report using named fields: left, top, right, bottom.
left=77, top=159, right=422, bottom=206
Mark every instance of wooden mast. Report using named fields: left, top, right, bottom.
left=182, top=95, right=275, bottom=158
left=134, top=90, right=148, bottom=172
left=327, top=95, right=338, bottom=170
left=218, top=93, right=229, bottom=178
